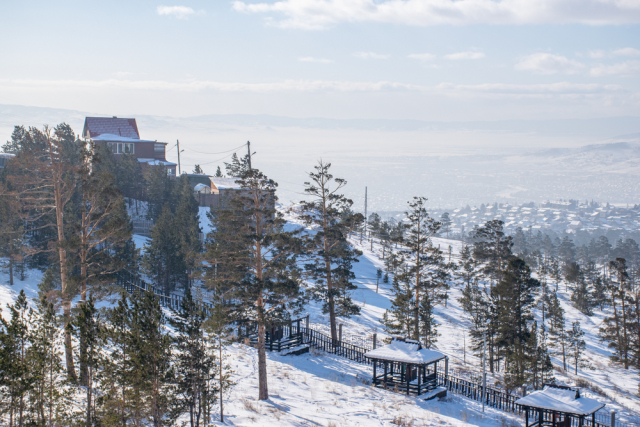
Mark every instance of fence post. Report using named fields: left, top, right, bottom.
left=373, top=333, right=377, bottom=349
left=305, top=313, right=310, bottom=330
left=611, top=410, right=616, bottom=427
left=444, top=357, right=449, bottom=389
left=339, top=324, right=343, bottom=344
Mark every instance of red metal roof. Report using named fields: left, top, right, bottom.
left=83, top=117, right=140, bottom=139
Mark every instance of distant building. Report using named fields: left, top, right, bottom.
left=82, top=116, right=177, bottom=176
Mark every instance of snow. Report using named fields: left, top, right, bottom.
left=211, top=177, right=242, bottom=190
left=515, top=387, right=605, bottom=416
left=366, top=340, right=448, bottom=365
left=137, top=158, right=177, bottom=166
left=1, top=204, right=640, bottom=426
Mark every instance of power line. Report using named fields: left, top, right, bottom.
left=182, top=143, right=248, bottom=155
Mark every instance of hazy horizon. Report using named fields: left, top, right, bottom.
left=2, top=103, right=640, bottom=212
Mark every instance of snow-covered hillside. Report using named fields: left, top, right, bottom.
left=1, top=205, right=638, bottom=426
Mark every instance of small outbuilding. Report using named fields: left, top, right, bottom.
left=515, top=385, right=605, bottom=427
left=365, top=338, right=448, bottom=398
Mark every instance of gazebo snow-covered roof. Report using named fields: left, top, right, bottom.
left=365, top=339, right=446, bottom=365
left=365, top=338, right=449, bottom=399
left=516, top=385, right=605, bottom=427
left=517, top=387, right=604, bottom=416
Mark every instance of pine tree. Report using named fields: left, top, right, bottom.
left=223, top=153, right=250, bottom=177
left=571, top=279, right=595, bottom=315
left=99, top=291, right=135, bottom=426
left=298, top=161, right=363, bottom=342
left=173, top=175, right=202, bottom=288
left=214, top=166, right=223, bottom=177
left=28, top=294, right=71, bottom=426
left=168, top=287, right=217, bottom=427
left=206, top=168, right=304, bottom=401
left=396, top=197, right=442, bottom=344
left=0, top=290, right=33, bottom=426
left=134, top=291, right=173, bottom=427
left=145, top=165, right=174, bottom=221
left=193, top=164, right=204, bottom=174
left=203, top=284, right=235, bottom=424
left=472, top=220, right=513, bottom=284
left=382, top=276, right=414, bottom=338
left=143, top=206, right=184, bottom=294
left=459, top=278, right=490, bottom=359
left=600, top=258, right=633, bottom=368
left=493, top=258, right=540, bottom=391
left=72, top=297, right=101, bottom=427
left=526, top=322, right=554, bottom=390
left=567, top=321, right=586, bottom=375
left=4, top=125, right=82, bottom=381
left=548, top=291, right=568, bottom=371
left=457, top=245, right=480, bottom=288
left=0, top=177, right=25, bottom=287
left=419, top=291, right=439, bottom=348
left=440, top=212, right=452, bottom=238
left=72, top=144, right=132, bottom=303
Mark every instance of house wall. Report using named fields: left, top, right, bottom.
left=95, top=140, right=162, bottom=160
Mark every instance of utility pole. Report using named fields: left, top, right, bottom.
left=364, top=186, right=368, bottom=236
left=176, top=139, right=182, bottom=175
left=247, top=141, right=252, bottom=170
left=482, top=330, right=487, bottom=413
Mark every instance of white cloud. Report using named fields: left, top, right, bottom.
left=407, top=53, right=436, bottom=61
left=445, top=51, right=485, bottom=60
left=353, top=52, right=389, bottom=59
left=588, top=50, right=606, bottom=59
left=515, top=53, right=584, bottom=75
left=591, top=60, right=640, bottom=76
left=298, top=57, right=333, bottom=63
left=613, top=47, right=640, bottom=57
left=232, top=0, right=640, bottom=30
left=157, top=5, right=202, bottom=19
left=0, top=78, right=623, bottom=98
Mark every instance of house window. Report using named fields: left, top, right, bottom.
left=167, top=168, right=175, bottom=176
left=106, top=142, right=134, bottom=154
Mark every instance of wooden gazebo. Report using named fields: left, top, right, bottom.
left=365, top=338, right=448, bottom=398
left=515, top=385, right=605, bottom=427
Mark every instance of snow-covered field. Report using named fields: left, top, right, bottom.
left=1, top=205, right=639, bottom=426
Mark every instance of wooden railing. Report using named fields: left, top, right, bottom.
left=301, top=326, right=370, bottom=364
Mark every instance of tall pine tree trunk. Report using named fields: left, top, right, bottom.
left=257, top=322, right=268, bottom=400
left=8, top=258, right=13, bottom=286
left=325, top=257, right=337, bottom=344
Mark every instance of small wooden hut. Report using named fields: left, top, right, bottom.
left=365, top=338, right=448, bottom=398
left=515, top=385, right=605, bottom=427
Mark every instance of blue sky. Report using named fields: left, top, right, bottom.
left=1, top=0, right=639, bottom=121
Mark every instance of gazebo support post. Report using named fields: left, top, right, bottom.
left=384, top=362, right=388, bottom=388
left=539, top=408, right=543, bottom=427
left=552, top=410, right=556, bottom=427
left=407, top=364, right=411, bottom=395
left=525, top=407, right=529, bottom=427
left=417, top=366, right=421, bottom=395
left=373, top=361, right=377, bottom=386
